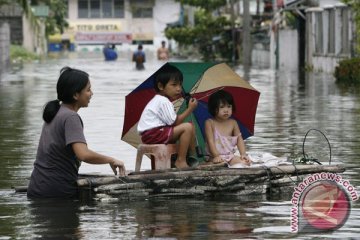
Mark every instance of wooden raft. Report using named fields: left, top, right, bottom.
left=77, top=164, right=345, bottom=201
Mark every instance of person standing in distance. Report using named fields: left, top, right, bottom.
left=133, top=44, right=146, bottom=70
left=157, top=41, right=169, bottom=61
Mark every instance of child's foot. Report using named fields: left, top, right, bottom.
left=212, top=159, right=223, bottom=164
left=212, top=156, right=223, bottom=164
left=174, top=159, right=189, bottom=169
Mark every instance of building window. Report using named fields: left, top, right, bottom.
left=131, top=0, right=154, bottom=18
left=114, top=0, right=124, bottom=18
left=132, top=7, right=153, bottom=18
left=315, top=12, right=323, bottom=54
left=341, top=8, right=350, bottom=54
left=102, top=0, right=112, bottom=18
left=90, top=0, right=100, bottom=18
left=78, top=0, right=88, bottom=18
left=328, top=9, right=335, bottom=54
left=78, top=0, right=124, bottom=18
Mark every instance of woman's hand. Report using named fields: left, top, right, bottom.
left=110, top=159, right=126, bottom=176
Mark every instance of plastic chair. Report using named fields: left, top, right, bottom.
left=135, top=144, right=177, bottom=172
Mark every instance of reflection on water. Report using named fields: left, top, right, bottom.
left=27, top=199, right=82, bottom=239
left=0, top=52, right=359, bottom=238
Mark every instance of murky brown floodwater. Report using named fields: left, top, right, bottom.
left=0, top=51, right=359, bottom=239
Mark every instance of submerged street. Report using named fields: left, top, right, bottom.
left=0, top=52, right=359, bottom=238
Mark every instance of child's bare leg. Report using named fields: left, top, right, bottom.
left=170, top=123, right=193, bottom=168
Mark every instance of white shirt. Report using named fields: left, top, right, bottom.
left=137, top=94, right=177, bottom=133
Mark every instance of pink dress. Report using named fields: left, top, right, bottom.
left=206, top=121, right=240, bottom=162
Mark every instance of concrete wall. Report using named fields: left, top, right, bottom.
left=0, top=3, right=23, bottom=45
left=268, top=28, right=298, bottom=71
left=252, top=29, right=298, bottom=70
left=0, top=22, right=10, bottom=78
left=22, top=14, right=36, bottom=52
left=153, top=0, right=181, bottom=48
left=279, top=29, right=299, bottom=70
left=305, top=4, right=354, bottom=73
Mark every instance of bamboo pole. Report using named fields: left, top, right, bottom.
left=242, top=0, right=251, bottom=68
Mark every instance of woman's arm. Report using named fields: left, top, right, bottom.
left=72, top=142, right=126, bottom=176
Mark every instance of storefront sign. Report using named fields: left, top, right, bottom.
left=69, top=21, right=123, bottom=32
left=75, top=32, right=132, bottom=44
left=75, top=24, right=120, bottom=32
left=32, top=5, right=49, bottom=17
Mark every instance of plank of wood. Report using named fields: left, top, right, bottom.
left=76, top=164, right=345, bottom=189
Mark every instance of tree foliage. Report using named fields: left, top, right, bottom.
left=335, top=57, right=360, bottom=84
left=1, top=0, right=68, bottom=37
left=165, top=0, right=232, bottom=61
left=0, top=0, right=10, bottom=6
left=176, top=0, right=227, bottom=11
left=47, top=0, right=69, bottom=35
left=31, top=0, right=68, bottom=35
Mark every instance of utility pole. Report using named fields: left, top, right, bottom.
left=242, top=0, right=251, bottom=69
left=272, top=0, right=279, bottom=70
left=230, top=0, right=236, bottom=64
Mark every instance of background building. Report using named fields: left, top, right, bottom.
left=53, top=0, right=181, bottom=52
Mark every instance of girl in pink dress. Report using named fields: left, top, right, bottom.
left=205, top=90, right=252, bottom=166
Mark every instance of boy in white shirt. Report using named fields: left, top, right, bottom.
left=137, top=64, right=198, bottom=169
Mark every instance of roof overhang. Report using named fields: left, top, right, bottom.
left=284, top=0, right=307, bottom=8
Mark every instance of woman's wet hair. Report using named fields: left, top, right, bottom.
left=154, top=63, right=183, bottom=92
left=42, top=67, right=89, bottom=123
left=208, top=90, right=236, bottom=117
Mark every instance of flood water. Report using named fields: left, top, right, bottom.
left=0, top=51, right=359, bottom=239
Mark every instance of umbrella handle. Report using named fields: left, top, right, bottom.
left=183, top=92, right=191, bottom=106
left=196, top=146, right=204, bottom=158
left=183, top=91, right=204, bottom=158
